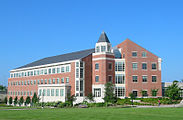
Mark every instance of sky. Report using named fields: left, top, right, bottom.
left=0, top=0, right=183, bottom=86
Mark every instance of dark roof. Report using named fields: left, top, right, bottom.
left=97, top=32, right=110, bottom=43
left=15, top=49, right=95, bottom=69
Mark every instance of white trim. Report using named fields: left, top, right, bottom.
left=93, top=57, right=114, bottom=61
left=10, top=59, right=79, bottom=72
left=92, top=52, right=114, bottom=56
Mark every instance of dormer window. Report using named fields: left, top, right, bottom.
left=96, top=46, right=100, bottom=52
left=101, top=46, right=106, bottom=52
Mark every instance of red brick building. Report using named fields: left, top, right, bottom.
left=8, top=32, right=162, bottom=103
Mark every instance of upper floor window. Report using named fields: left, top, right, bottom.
left=132, top=76, right=138, bottom=82
left=108, top=75, right=112, bottom=82
left=152, top=76, right=157, bottom=82
left=95, top=76, right=99, bottom=82
left=66, top=66, right=70, bottom=72
left=152, top=63, right=157, bottom=70
left=61, top=67, right=65, bottom=73
left=48, top=68, right=51, bottom=74
left=95, top=63, right=99, bottom=70
left=96, top=46, right=100, bottom=52
left=132, top=51, right=137, bottom=57
left=142, top=51, right=147, bottom=57
left=108, top=63, right=112, bottom=70
left=142, top=63, right=147, bottom=70
left=101, top=46, right=106, bottom=52
left=142, top=76, right=147, bottom=82
left=115, top=62, right=125, bottom=71
left=66, top=77, right=69, bottom=83
left=57, top=68, right=60, bottom=73
left=115, top=74, right=125, bottom=84
left=132, top=63, right=138, bottom=70
left=52, top=68, right=56, bottom=74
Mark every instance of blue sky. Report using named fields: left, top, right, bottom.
left=0, top=0, right=183, bottom=86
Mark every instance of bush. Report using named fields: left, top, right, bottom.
left=58, top=102, right=71, bottom=108
left=95, top=103, right=105, bottom=107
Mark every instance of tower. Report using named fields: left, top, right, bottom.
left=92, top=32, right=115, bottom=102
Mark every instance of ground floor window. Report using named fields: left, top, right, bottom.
left=132, top=91, right=138, bottom=97
left=94, top=88, right=101, bottom=97
left=115, top=87, right=125, bottom=97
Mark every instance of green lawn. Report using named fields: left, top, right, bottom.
left=0, top=107, right=183, bottom=120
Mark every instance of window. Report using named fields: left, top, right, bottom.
left=115, top=74, right=125, bottom=84
left=44, top=69, right=47, bottom=74
left=142, top=76, right=147, bottom=82
left=53, top=79, right=55, bottom=84
left=60, top=89, right=64, bottom=96
left=61, top=78, right=64, bottom=83
left=142, top=90, right=148, bottom=97
left=45, top=79, right=47, bottom=84
left=94, top=88, right=101, bottom=97
left=152, top=63, right=157, bottom=70
left=41, top=79, right=43, bottom=84
left=142, top=51, right=147, bottom=57
left=96, top=46, right=100, bottom=52
left=47, top=89, right=50, bottom=96
left=132, top=91, right=138, bottom=97
left=43, top=89, right=46, bottom=96
left=57, top=68, right=61, bottom=73
left=52, top=68, right=56, bottom=74
left=142, top=63, right=147, bottom=70
left=80, top=68, right=83, bottom=78
left=39, top=89, right=42, bottom=96
left=80, top=62, right=83, bottom=67
left=51, top=89, right=54, bottom=96
left=56, top=89, right=59, bottom=96
left=101, top=46, right=106, bottom=52
left=115, top=62, right=125, bottom=71
left=152, top=76, right=157, bottom=82
left=27, top=80, right=30, bottom=85
left=76, top=62, right=79, bottom=67
left=31, top=80, right=33, bottom=85
left=132, top=76, right=138, bottom=82
left=108, top=76, right=112, bottom=82
left=34, top=70, right=37, bottom=76
left=95, top=63, right=99, bottom=70
left=76, top=68, right=79, bottom=78
left=115, top=87, right=125, bottom=97
left=66, top=66, right=70, bottom=72
left=132, top=63, right=138, bottom=70
left=66, top=77, right=69, bottom=83
left=41, top=69, right=44, bottom=75
left=37, top=80, right=40, bottom=84
left=132, top=52, right=137, bottom=57
left=76, top=81, right=79, bottom=91
left=34, top=80, right=36, bottom=85
left=80, top=80, right=84, bottom=91
left=57, top=78, right=59, bottom=84
left=108, top=63, right=112, bottom=70
left=49, top=79, right=51, bottom=84
left=61, top=67, right=65, bottom=73
left=24, top=81, right=27, bottom=85
left=49, top=68, right=51, bottom=74
left=95, top=76, right=99, bottom=82
left=37, top=70, right=40, bottom=75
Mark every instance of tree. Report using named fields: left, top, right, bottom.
left=165, top=81, right=181, bottom=102
left=151, top=89, right=159, bottom=97
left=103, top=82, right=117, bottom=104
left=67, top=95, right=76, bottom=106
left=25, top=96, right=31, bottom=105
left=4, top=97, right=7, bottom=104
left=14, top=96, right=18, bottom=106
left=19, top=96, right=24, bottom=106
left=86, top=93, right=94, bottom=102
left=141, top=90, right=148, bottom=97
left=9, top=97, right=12, bottom=105
left=32, top=92, right=38, bottom=105
left=129, top=93, right=135, bottom=105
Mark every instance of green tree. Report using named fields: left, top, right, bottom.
left=129, top=93, right=135, bottom=105
left=14, top=96, right=18, bottom=106
left=151, top=89, right=158, bottom=97
left=25, top=96, right=31, bottom=105
left=67, top=95, right=76, bottom=106
left=4, top=97, right=7, bottom=104
left=9, top=97, right=12, bottom=105
left=165, top=81, right=181, bottom=102
left=19, top=96, right=24, bottom=106
left=103, top=82, right=117, bottom=105
left=32, top=92, right=39, bottom=105
left=86, top=93, right=94, bottom=102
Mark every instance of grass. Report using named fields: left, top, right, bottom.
left=0, top=107, right=183, bottom=120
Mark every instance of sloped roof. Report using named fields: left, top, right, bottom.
left=97, top=31, right=110, bottom=43
left=15, top=48, right=95, bottom=70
